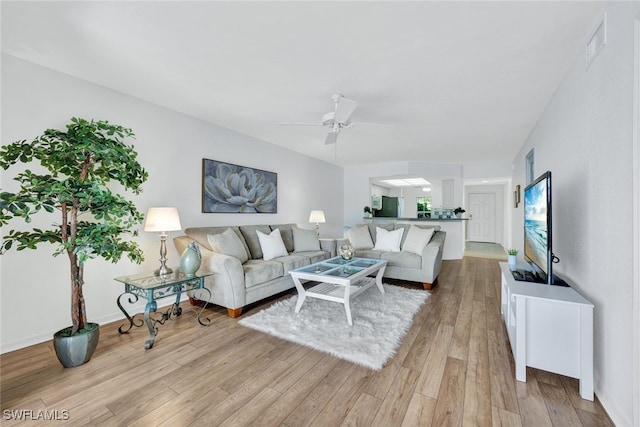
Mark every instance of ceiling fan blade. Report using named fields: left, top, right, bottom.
left=334, top=96, right=357, bottom=123
left=278, top=122, right=320, bottom=126
left=324, top=132, right=338, bottom=145
left=348, top=121, right=394, bottom=128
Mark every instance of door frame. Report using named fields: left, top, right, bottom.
left=465, top=184, right=506, bottom=246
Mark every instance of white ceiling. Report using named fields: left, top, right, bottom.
left=2, top=1, right=604, bottom=167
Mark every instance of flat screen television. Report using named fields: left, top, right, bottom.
left=523, top=171, right=553, bottom=284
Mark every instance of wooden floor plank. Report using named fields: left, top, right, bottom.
left=431, top=356, right=466, bottom=427
left=401, top=392, right=437, bottom=427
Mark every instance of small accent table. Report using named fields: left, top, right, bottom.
left=289, top=257, right=387, bottom=325
left=114, top=270, right=213, bottom=349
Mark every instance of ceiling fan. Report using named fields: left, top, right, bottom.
left=280, top=93, right=388, bottom=145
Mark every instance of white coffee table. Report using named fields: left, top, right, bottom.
left=289, top=257, right=388, bottom=325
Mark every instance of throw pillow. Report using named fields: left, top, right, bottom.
left=373, top=227, right=404, bottom=252
left=239, top=224, right=272, bottom=259
left=292, top=226, right=321, bottom=252
left=346, top=226, right=374, bottom=249
left=207, top=228, right=249, bottom=263
left=401, top=225, right=435, bottom=256
left=256, top=228, right=288, bottom=260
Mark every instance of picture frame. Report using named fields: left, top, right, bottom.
left=516, top=184, right=521, bottom=204
left=202, top=158, right=277, bottom=213
left=514, top=190, right=519, bottom=208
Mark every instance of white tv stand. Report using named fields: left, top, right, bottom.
left=499, top=262, right=594, bottom=400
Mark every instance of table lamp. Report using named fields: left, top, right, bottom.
left=144, top=207, right=182, bottom=275
left=308, top=210, right=326, bottom=237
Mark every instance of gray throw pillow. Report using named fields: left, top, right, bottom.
left=207, top=228, right=249, bottom=263
left=346, top=226, right=374, bottom=249
left=292, top=226, right=321, bottom=252
left=240, top=224, right=272, bottom=259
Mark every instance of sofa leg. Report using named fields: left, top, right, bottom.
left=423, top=281, right=436, bottom=290
left=227, top=307, right=243, bottom=318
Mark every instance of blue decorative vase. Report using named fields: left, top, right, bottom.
left=180, top=242, right=201, bottom=276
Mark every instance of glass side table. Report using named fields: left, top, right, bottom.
left=114, top=270, right=214, bottom=349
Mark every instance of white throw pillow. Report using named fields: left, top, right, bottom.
left=401, top=225, right=435, bottom=256
left=292, top=226, right=321, bottom=252
left=256, top=228, right=288, bottom=260
left=373, top=227, right=404, bottom=252
left=207, top=228, right=249, bottom=263
left=346, top=226, right=374, bottom=249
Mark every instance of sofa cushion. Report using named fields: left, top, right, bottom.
left=295, top=250, right=331, bottom=264
left=240, top=225, right=272, bottom=259
left=292, top=226, right=321, bottom=252
left=269, top=224, right=294, bottom=252
left=243, top=259, right=284, bottom=288
left=402, top=225, right=435, bottom=256
left=354, top=249, right=382, bottom=259
left=207, top=228, right=249, bottom=263
left=256, top=228, right=288, bottom=261
left=273, top=254, right=310, bottom=274
left=373, top=227, right=404, bottom=252
left=346, top=226, right=374, bottom=249
left=270, top=224, right=296, bottom=253
left=381, top=251, right=422, bottom=269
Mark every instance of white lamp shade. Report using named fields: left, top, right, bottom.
left=309, top=210, right=326, bottom=223
left=144, top=207, right=182, bottom=232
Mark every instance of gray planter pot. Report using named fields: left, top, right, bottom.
left=53, top=322, right=100, bottom=368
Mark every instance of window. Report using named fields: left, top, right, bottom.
left=417, top=196, right=431, bottom=218
left=526, top=149, right=535, bottom=185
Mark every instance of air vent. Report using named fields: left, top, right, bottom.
left=586, top=14, right=607, bottom=68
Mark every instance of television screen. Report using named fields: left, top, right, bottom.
left=524, top=171, right=552, bottom=283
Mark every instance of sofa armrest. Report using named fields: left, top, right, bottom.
left=319, top=238, right=337, bottom=257
left=421, top=231, right=446, bottom=278
left=336, top=238, right=350, bottom=247
left=174, top=236, right=246, bottom=308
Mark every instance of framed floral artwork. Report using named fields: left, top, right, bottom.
left=202, top=159, right=277, bottom=213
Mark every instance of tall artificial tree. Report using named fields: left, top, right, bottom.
left=0, top=118, right=148, bottom=334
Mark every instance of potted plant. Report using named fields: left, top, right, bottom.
left=453, top=207, right=466, bottom=218
left=0, top=118, right=148, bottom=367
left=363, top=206, right=372, bottom=217
left=507, top=248, right=518, bottom=269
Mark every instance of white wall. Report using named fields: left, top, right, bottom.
left=0, top=55, right=343, bottom=352
left=510, top=3, right=639, bottom=425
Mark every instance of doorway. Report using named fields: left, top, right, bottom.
left=468, top=193, right=497, bottom=242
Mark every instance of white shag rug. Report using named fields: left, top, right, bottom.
left=238, top=280, right=429, bottom=370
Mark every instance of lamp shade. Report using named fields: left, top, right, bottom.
left=308, top=210, right=326, bottom=224
left=144, top=207, right=182, bottom=232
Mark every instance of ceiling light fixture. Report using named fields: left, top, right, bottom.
left=380, top=178, right=431, bottom=187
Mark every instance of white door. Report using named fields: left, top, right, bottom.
left=468, top=193, right=497, bottom=242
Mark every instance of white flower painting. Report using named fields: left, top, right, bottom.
left=202, top=159, right=277, bottom=213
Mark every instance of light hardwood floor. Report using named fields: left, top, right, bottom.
left=1, top=257, right=614, bottom=426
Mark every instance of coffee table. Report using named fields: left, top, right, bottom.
left=289, top=257, right=388, bottom=325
